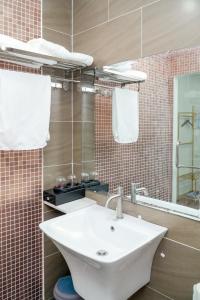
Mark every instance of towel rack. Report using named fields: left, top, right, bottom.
left=0, top=46, right=88, bottom=71
left=78, top=67, right=145, bottom=92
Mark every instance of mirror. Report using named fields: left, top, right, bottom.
left=173, top=73, right=200, bottom=209
left=88, top=45, right=200, bottom=216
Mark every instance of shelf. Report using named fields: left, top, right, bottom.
left=179, top=142, right=193, bottom=145
left=0, top=46, right=88, bottom=71
left=178, top=171, right=200, bottom=181
left=82, top=67, right=146, bottom=85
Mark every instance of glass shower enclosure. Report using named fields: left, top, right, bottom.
left=173, top=73, right=200, bottom=209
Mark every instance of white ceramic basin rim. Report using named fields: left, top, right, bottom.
left=40, top=204, right=167, bottom=264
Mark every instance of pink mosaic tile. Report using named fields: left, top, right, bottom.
left=0, top=1, right=43, bottom=300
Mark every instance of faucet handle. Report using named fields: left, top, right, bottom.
left=131, top=182, right=141, bottom=189
left=112, top=186, right=123, bottom=195
left=116, top=186, right=123, bottom=195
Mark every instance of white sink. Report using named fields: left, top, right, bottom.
left=40, top=203, right=167, bottom=300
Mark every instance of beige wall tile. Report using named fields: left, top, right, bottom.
left=109, top=0, right=155, bottom=19
left=44, top=252, right=69, bottom=300
left=73, top=122, right=82, bottom=163
left=44, top=235, right=59, bottom=257
left=44, top=209, right=64, bottom=221
left=73, top=164, right=82, bottom=181
left=150, top=238, right=200, bottom=300
left=74, top=10, right=141, bottom=66
left=43, top=27, right=71, bottom=50
left=143, top=0, right=200, bottom=57
left=74, top=0, right=108, bottom=34
left=129, top=286, right=169, bottom=300
left=43, top=0, right=71, bottom=34
left=44, top=122, right=72, bottom=166
left=73, top=84, right=95, bottom=122
left=82, top=122, right=95, bottom=161
left=43, top=164, right=72, bottom=190
left=82, top=161, right=96, bottom=174
left=73, top=120, right=96, bottom=169
left=50, top=85, right=72, bottom=122
left=73, top=161, right=96, bottom=181
left=43, top=203, right=55, bottom=213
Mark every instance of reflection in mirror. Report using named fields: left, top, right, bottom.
left=91, top=46, right=200, bottom=216
left=173, top=73, right=200, bottom=209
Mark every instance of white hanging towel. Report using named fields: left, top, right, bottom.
left=193, top=283, right=200, bottom=300
left=112, top=88, right=139, bottom=143
left=0, top=69, right=51, bottom=150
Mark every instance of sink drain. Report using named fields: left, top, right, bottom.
left=96, top=249, right=108, bottom=256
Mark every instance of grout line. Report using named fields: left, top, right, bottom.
left=44, top=251, right=60, bottom=259
left=141, top=0, right=161, bottom=9
left=107, top=0, right=110, bottom=21
left=41, top=149, right=45, bottom=300
left=108, top=7, right=141, bottom=23
left=147, top=286, right=174, bottom=300
left=140, top=8, right=143, bottom=58
left=50, top=120, right=73, bottom=123
left=73, top=120, right=94, bottom=123
left=164, top=237, right=200, bottom=252
left=71, top=0, right=74, bottom=51
left=44, top=163, right=72, bottom=168
left=73, top=160, right=95, bottom=165
left=43, top=26, right=72, bottom=37
left=73, top=20, right=108, bottom=36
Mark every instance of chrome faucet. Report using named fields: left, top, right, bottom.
left=131, top=183, right=148, bottom=204
left=105, top=186, right=124, bottom=219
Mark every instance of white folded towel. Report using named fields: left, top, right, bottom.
left=68, top=52, right=93, bottom=66
left=27, top=38, right=70, bottom=58
left=27, top=38, right=93, bottom=66
left=103, top=61, right=147, bottom=82
left=112, top=88, right=139, bottom=143
left=0, top=34, right=31, bottom=51
left=104, top=60, right=137, bottom=72
left=0, top=70, right=51, bottom=150
left=193, top=283, right=200, bottom=300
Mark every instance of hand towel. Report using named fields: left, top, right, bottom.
left=112, top=88, right=139, bottom=143
left=193, top=283, right=200, bottom=300
left=0, top=70, right=51, bottom=150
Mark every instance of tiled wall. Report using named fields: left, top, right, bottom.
left=42, top=1, right=72, bottom=299
left=0, top=1, right=43, bottom=300
left=73, top=1, right=200, bottom=299
left=43, top=0, right=73, bottom=190
left=73, top=82, right=96, bottom=180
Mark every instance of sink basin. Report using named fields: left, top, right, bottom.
left=40, top=203, right=167, bottom=300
